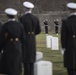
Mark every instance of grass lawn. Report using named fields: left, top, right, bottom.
left=36, top=32, right=68, bottom=75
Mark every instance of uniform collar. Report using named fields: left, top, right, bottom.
left=8, top=18, right=16, bottom=21
left=69, top=12, right=76, bottom=16
left=25, top=10, right=32, bottom=15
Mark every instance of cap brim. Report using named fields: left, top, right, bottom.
left=67, top=3, right=76, bottom=9
left=23, top=1, right=34, bottom=9
left=5, top=8, right=17, bottom=15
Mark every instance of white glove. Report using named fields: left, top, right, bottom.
left=1, top=50, right=3, bottom=54
left=61, top=48, right=65, bottom=55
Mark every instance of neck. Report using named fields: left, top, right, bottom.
left=8, top=18, right=16, bottom=21
left=25, top=10, right=32, bottom=14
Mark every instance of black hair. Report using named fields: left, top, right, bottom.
left=6, top=14, right=15, bottom=19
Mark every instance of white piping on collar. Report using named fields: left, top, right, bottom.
left=8, top=18, right=16, bottom=21
left=69, top=12, right=76, bottom=16
left=25, top=10, right=32, bottom=15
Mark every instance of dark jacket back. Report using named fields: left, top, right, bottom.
left=20, top=13, right=41, bottom=63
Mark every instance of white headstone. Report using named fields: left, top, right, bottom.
left=34, top=60, right=52, bottom=75
left=46, top=35, right=53, bottom=48
left=36, top=51, right=43, bottom=61
left=51, top=37, right=59, bottom=50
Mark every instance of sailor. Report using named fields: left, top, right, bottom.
left=54, top=19, right=59, bottom=35
left=20, top=1, right=41, bottom=75
left=0, top=8, right=25, bottom=75
left=61, top=2, right=76, bottom=75
left=44, top=19, right=48, bottom=35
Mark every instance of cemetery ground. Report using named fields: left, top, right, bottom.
left=36, top=32, right=68, bottom=75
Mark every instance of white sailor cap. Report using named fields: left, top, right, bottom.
left=23, top=1, right=34, bottom=9
left=5, top=8, right=18, bottom=15
left=67, top=2, right=76, bottom=9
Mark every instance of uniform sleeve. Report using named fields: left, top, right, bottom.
left=61, top=19, right=67, bottom=49
left=35, top=18, right=41, bottom=35
left=0, top=25, right=6, bottom=52
left=0, top=22, right=2, bottom=34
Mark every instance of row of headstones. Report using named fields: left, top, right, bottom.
left=34, top=34, right=59, bottom=75
left=46, top=35, right=59, bottom=50
left=34, top=51, right=53, bottom=75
